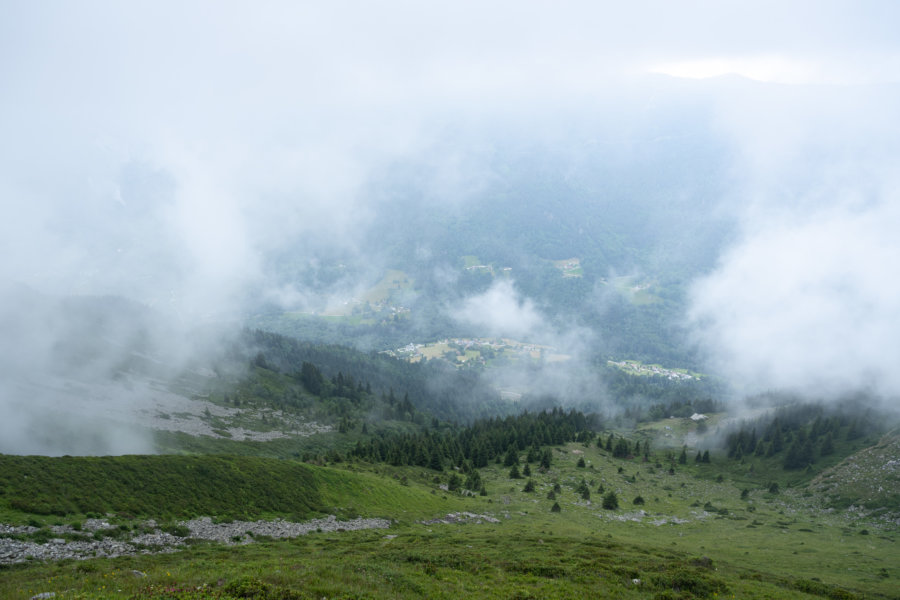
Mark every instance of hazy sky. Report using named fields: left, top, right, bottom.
left=2, top=1, right=900, bottom=409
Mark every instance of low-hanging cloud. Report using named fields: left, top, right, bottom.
left=688, top=81, right=900, bottom=407
left=689, top=202, right=900, bottom=401
left=451, top=280, right=611, bottom=411
left=451, top=280, right=544, bottom=340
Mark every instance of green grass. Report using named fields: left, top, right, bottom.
left=361, top=269, right=413, bottom=305
left=0, top=455, right=454, bottom=523
left=608, top=275, right=663, bottom=305
left=1, top=438, right=896, bottom=599
left=552, top=257, right=583, bottom=278
left=461, top=255, right=482, bottom=268
left=0, top=455, right=322, bottom=520
left=1, top=522, right=868, bottom=600
left=808, top=429, right=900, bottom=511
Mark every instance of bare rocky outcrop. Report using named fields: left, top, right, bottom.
left=0, top=515, right=390, bottom=565
left=184, top=515, right=391, bottom=543
left=419, top=512, right=500, bottom=525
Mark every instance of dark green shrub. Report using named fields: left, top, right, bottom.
left=29, top=529, right=54, bottom=544
left=163, top=524, right=191, bottom=538
left=651, top=567, right=729, bottom=598
left=223, top=576, right=271, bottom=598
left=602, top=491, right=619, bottom=510
left=792, top=578, right=861, bottom=600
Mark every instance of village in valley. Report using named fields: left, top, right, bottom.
left=383, top=337, right=570, bottom=367
left=606, top=359, right=702, bottom=381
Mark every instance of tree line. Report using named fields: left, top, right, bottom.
left=722, top=401, right=882, bottom=470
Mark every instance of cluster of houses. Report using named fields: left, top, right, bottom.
left=607, top=360, right=698, bottom=381
left=385, top=337, right=550, bottom=365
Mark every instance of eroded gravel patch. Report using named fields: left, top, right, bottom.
left=419, top=512, right=501, bottom=525
left=0, top=515, right=390, bottom=564
left=184, top=515, right=391, bottom=543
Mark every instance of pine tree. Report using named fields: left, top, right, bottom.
left=754, top=440, right=765, bottom=456
left=575, top=478, right=590, bottom=500
left=602, top=491, right=619, bottom=510
left=503, top=445, right=519, bottom=467
left=465, top=470, right=482, bottom=491
left=771, top=424, right=785, bottom=453
left=540, top=449, right=552, bottom=470
left=428, top=450, right=443, bottom=472
left=509, top=464, right=522, bottom=479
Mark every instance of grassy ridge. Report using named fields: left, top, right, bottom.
left=809, top=429, right=900, bottom=511
left=0, top=454, right=459, bottom=523
left=0, top=455, right=323, bottom=519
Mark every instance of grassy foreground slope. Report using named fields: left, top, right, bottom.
left=0, top=455, right=451, bottom=523
left=1, top=440, right=897, bottom=600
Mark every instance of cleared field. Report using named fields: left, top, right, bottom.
left=361, top=269, right=414, bottom=304
left=553, top=257, right=583, bottom=277
left=604, top=275, right=663, bottom=305
left=314, top=269, right=414, bottom=317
